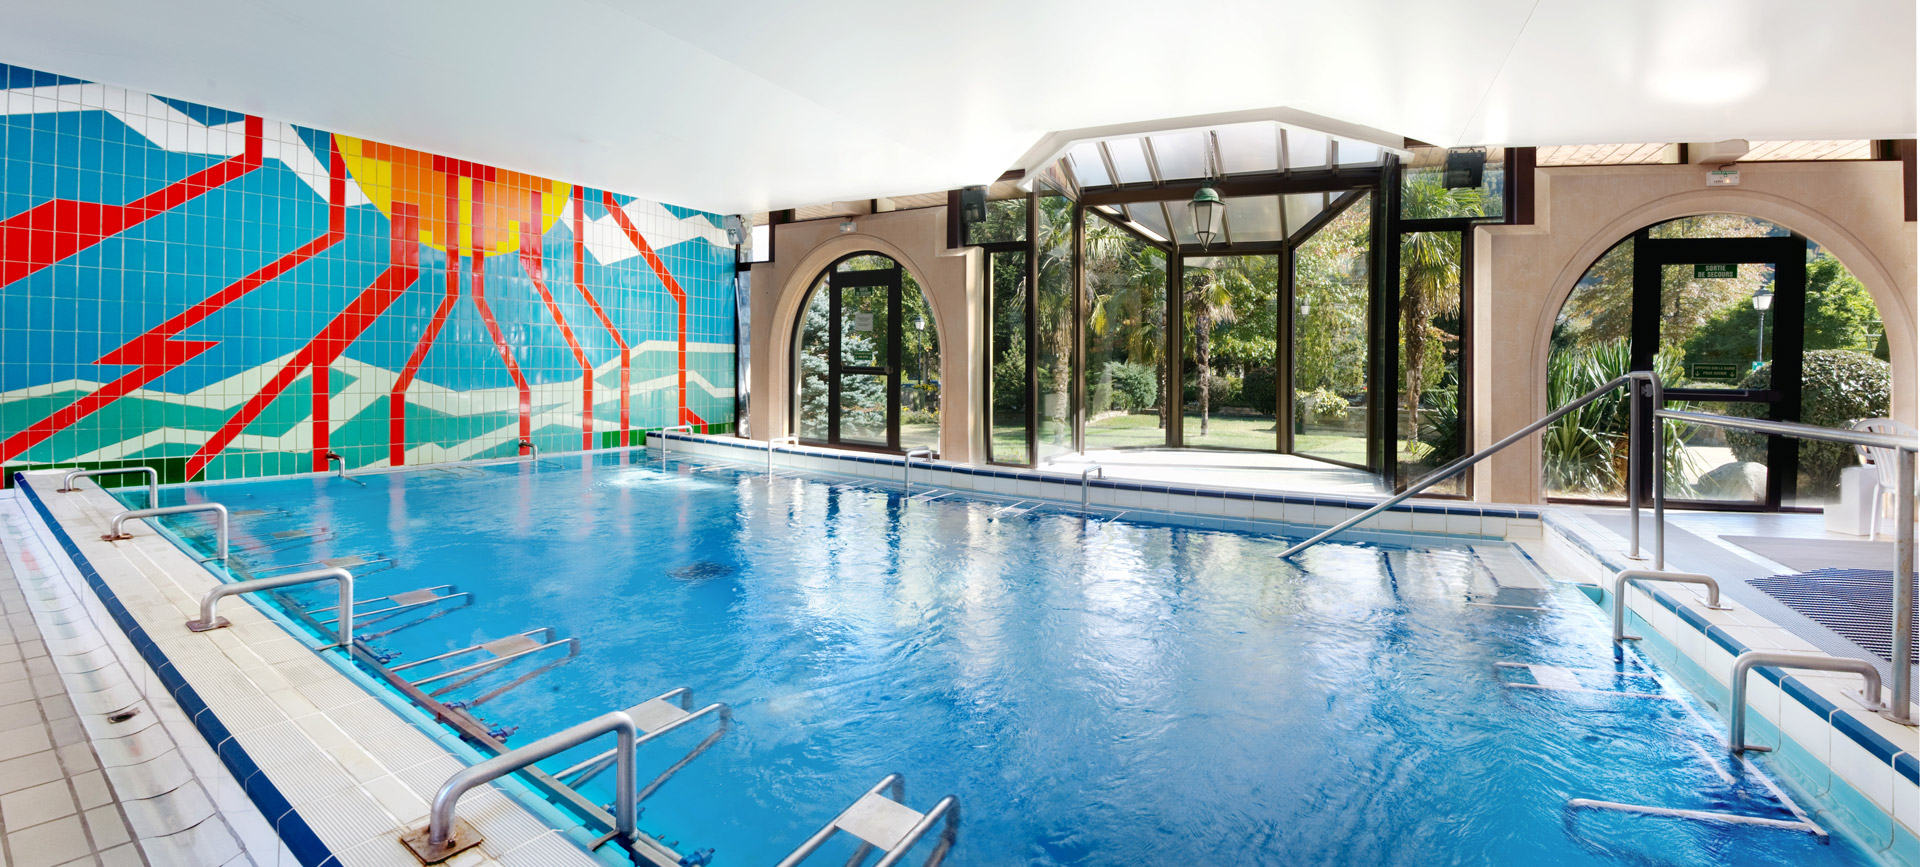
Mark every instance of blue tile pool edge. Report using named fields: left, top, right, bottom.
left=14, top=472, right=342, bottom=867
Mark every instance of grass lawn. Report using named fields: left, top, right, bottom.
left=987, top=413, right=1370, bottom=467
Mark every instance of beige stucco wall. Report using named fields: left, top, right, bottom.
left=1474, top=160, right=1917, bottom=503
left=747, top=207, right=983, bottom=462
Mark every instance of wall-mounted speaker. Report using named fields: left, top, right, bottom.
left=1443, top=148, right=1486, bottom=189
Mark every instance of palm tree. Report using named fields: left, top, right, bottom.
left=1397, top=177, right=1481, bottom=445
left=1184, top=266, right=1238, bottom=436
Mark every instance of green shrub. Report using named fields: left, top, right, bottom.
left=1106, top=361, right=1157, bottom=412
left=1301, top=388, right=1349, bottom=423
left=1543, top=338, right=1691, bottom=496
left=902, top=408, right=940, bottom=426
left=1726, top=350, right=1890, bottom=490
left=1240, top=365, right=1277, bottom=414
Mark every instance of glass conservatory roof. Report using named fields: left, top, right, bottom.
left=1057, top=121, right=1384, bottom=247
left=1058, top=121, right=1386, bottom=195
left=1094, top=191, right=1354, bottom=246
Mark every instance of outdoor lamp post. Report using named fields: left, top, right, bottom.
left=1751, top=286, right=1774, bottom=365
left=1190, top=184, right=1224, bottom=249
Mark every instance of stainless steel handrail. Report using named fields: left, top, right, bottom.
left=186, top=567, right=354, bottom=648
left=402, top=710, right=639, bottom=862
left=1279, top=372, right=1655, bottom=558
left=657, top=424, right=695, bottom=463
left=1610, top=569, right=1730, bottom=642
left=1648, top=388, right=1917, bottom=724
left=1730, top=651, right=1885, bottom=752
left=325, top=451, right=346, bottom=479
left=518, top=438, right=537, bottom=461
left=1080, top=465, right=1104, bottom=512
left=768, top=435, right=799, bottom=472
left=59, top=467, right=159, bottom=507
left=103, top=503, right=230, bottom=562
left=904, top=448, right=935, bottom=494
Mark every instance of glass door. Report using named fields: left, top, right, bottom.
left=1632, top=233, right=1806, bottom=509
left=809, top=259, right=903, bottom=450
left=1179, top=254, right=1281, bottom=450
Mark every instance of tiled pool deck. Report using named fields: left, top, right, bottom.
left=5, top=472, right=609, bottom=867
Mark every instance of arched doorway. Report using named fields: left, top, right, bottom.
left=791, top=253, right=942, bottom=453
left=1547, top=214, right=1890, bottom=510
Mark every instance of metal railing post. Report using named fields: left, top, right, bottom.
left=518, top=438, right=536, bottom=461
left=657, top=424, right=694, bottom=465
left=903, top=448, right=934, bottom=495
left=103, top=503, right=229, bottom=562
left=1651, top=373, right=1667, bottom=571
left=1611, top=569, right=1730, bottom=643
left=186, top=567, right=355, bottom=647
left=326, top=451, right=346, bottom=479
left=1080, top=465, right=1103, bottom=513
left=59, top=466, right=160, bottom=508
left=403, top=710, right=638, bottom=862
left=1628, top=377, right=1644, bottom=560
left=1730, top=651, right=1885, bottom=752
left=768, top=435, right=799, bottom=473
left=1893, top=448, right=1915, bottom=723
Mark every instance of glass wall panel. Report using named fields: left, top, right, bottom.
left=1543, top=240, right=1638, bottom=501
left=1035, top=184, right=1076, bottom=462
left=1084, top=213, right=1168, bottom=451
left=838, top=284, right=891, bottom=368
left=1784, top=244, right=1888, bottom=508
left=1396, top=230, right=1465, bottom=493
left=1401, top=147, right=1504, bottom=220
left=796, top=280, right=832, bottom=441
left=1291, top=195, right=1371, bottom=467
left=837, top=374, right=889, bottom=446
left=1182, top=255, right=1279, bottom=450
left=988, top=250, right=1030, bottom=465
left=900, top=269, right=941, bottom=454
left=968, top=198, right=1028, bottom=245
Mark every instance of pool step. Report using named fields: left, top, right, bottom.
left=554, top=687, right=734, bottom=806
left=1493, top=662, right=1672, bottom=700
left=387, top=627, right=582, bottom=707
left=309, top=584, right=471, bottom=641
left=776, top=774, right=958, bottom=867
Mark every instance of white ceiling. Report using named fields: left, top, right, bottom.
left=1, top=0, right=1910, bottom=216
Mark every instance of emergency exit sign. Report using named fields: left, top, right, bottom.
left=1694, top=263, right=1739, bottom=279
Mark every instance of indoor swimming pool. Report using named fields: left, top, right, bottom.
left=136, top=451, right=1882, bottom=866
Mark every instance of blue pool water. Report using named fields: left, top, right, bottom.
left=147, top=451, right=1881, bottom=865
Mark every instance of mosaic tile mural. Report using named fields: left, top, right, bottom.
left=0, top=63, right=737, bottom=483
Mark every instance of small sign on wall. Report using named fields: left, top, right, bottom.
left=1689, top=362, right=1742, bottom=382
left=1707, top=169, right=1740, bottom=187
left=853, top=311, right=874, bottom=332
left=1694, top=263, right=1739, bottom=279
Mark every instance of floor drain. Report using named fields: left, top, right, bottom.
left=107, top=706, right=140, bottom=724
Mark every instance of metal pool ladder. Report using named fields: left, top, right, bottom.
left=777, top=774, right=959, bottom=867
left=388, top=627, right=581, bottom=711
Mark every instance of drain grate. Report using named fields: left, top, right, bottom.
left=1747, top=568, right=1918, bottom=665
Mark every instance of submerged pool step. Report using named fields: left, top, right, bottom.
left=554, top=687, right=734, bottom=807
left=387, top=626, right=583, bottom=710
left=311, top=584, right=471, bottom=641
left=777, top=774, right=959, bottom=867
left=1493, top=662, right=1672, bottom=700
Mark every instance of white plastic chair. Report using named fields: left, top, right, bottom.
left=1852, top=418, right=1919, bottom=541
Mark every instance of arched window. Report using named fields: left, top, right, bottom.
left=792, top=253, right=942, bottom=453
left=1547, top=214, right=1888, bottom=508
